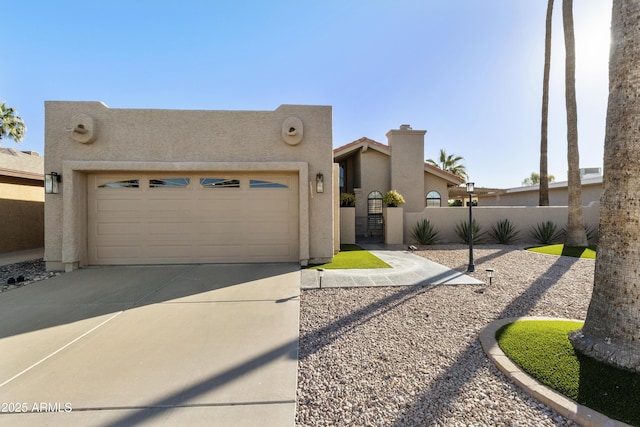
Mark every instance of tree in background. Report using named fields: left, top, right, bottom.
left=539, top=0, right=554, bottom=206
left=562, top=0, right=588, bottom=247
left=570, top=0, right=640, bottom=372
left=522, top=172, right=555, bottom=186
left=426, top=148, right=468, bottom=180
left=0, top=102, right=26, bottom=145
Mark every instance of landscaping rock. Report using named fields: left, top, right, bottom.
left=0, top=259, right=56, bottom=293
left=296, top=244, right=588, bottom=426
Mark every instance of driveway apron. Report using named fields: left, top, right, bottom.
left=0, top=264, right=300, bottom=426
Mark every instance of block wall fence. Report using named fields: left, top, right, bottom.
left=403, top=203, right=600, bottom=244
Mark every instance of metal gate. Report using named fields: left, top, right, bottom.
left=365, top=191, right=384, bottom=242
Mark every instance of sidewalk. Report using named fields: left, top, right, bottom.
left=301, top=246, right=483, bottom=289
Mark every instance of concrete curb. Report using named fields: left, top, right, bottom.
left=479, top=316, right=633, bottom=427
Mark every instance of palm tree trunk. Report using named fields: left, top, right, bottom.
left=562, top=0, right=587, bottom=246
left=539, top=0, right=553, bottom=206
left=569, top=0, right=640, bottom=372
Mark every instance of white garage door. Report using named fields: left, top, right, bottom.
left=87, top=173, right=299, bottom=264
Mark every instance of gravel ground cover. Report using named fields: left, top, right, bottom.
left=0, top=258, right=57, bottom=293
left=296, top=244, right=595, bottom=426
left=1, top=247, right=596, bottom=425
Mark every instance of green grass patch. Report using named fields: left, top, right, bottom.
left=306, top=244, right=391, bottom=269
left=526, top=244, right=597, bottom=259
left=497, top=320, right=640, bottom=426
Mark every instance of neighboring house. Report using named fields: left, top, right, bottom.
left=0, top=148, right=44, bottom=253
left=477, top=173, right=603, bottom=206
left=44, top=102, right=334, bottom=271
left=333, top=125, right=464, bottom=239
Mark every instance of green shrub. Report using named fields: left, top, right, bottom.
left=383, top=190, right=405, bottom=207
left=340, top=192, right=355, bottom=207
left=490, top=218, right=520, bottom=244
left=411, top=219, right=440, bottom=245
left=455, top=219, right=486, bottom=244
left=530, top=221, right=563, bottom=244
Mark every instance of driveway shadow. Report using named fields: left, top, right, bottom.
left=0, top=263, right=301, bottom=426
left=0, top=263, right=298, bottom=339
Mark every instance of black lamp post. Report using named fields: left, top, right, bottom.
left=466, top=182, right=475, bottom=272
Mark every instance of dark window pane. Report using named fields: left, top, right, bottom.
left=249, top=179, right=288, bottom=189
left=200, top=178, right=240, bottom=188
left=149, top=178, right=191, bottom=188
left=98, top=179, right=140, bottom=189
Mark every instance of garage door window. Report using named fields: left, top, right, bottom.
left=249, top=179, right=288, bottom=189
left=149, top=178, right=191, bottom=188
left=98, top=179, right=140, bottom=189
left=200, top=178, right=240, bottom=188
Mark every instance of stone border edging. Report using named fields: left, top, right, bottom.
left=479, top=316, right=633, bottom=427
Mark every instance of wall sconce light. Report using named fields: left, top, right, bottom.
left=316, top=172, right=324, bottom=193
left=45, top=172, right=61, bottom=194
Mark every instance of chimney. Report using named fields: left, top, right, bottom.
left=387, top=124, right=427, bottom=213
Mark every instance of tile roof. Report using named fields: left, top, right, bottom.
left=334, top=137, right=464, bottom=185
left=333, top=137, right=390, bottom=156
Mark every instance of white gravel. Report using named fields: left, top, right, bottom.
left=296, top=244, right=594, bottom=426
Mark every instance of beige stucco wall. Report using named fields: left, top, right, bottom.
left=44, top=101, right=334, bottom=270
left=383, top=207, right=404, bottom=244
left=424, top=174, right=451, bottom=207
left=339, top=207, right=356, bottom=244
left=0, top=178, right=44, bottom=253
left=355, top=149, right=390, bottom=218
left=405, top=203, right=600, bottom=244
left=388, top=127, right=426, bottom=213
left=333, top=163, right=340, bottom=252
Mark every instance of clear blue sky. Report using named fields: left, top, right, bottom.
left=2, top=0, right=611, bottom=188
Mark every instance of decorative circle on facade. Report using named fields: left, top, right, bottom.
left=282, top=116, right=303, bottom=145
left=68, top=113, right=97, bottom=144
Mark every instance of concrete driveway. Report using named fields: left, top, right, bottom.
left=0, top=264, right=300, bottom=426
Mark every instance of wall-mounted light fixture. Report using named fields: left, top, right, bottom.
left=45, top=172, right=61, bottom=194
left=316, top=173, right=324, bottom=193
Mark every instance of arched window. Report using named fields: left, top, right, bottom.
left=368, top=191, right=383, bottom=215
left=426, top=191, right=441, bottom=207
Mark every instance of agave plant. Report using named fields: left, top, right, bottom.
left=559, top=223, right=599, bottom=244
left=411, top=219, right=440, bottom=245
left=530, top=221, right=563, bottom=244
left=455, top=219, right=486, bottom=244
left=489, top=218, right=520, bottom=244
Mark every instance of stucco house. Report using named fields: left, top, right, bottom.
left=477, top=172, right=603, bottom=207
left=333, top=125, right=464, bottom=239
left=0, top=148, right=44, bottom=253
left=44, top=102, right=335, bottom=271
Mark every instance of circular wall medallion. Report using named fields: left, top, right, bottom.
left=282, top=116, right=303, bottom=146
left=69, top=113, right=97, bottom=144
